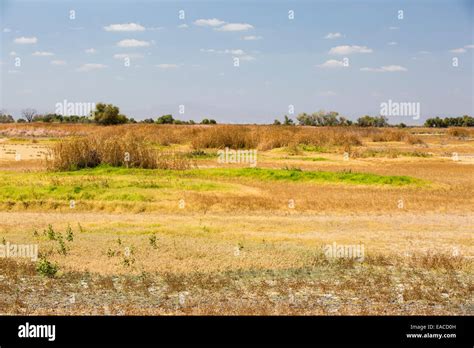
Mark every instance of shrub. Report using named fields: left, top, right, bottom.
left=94, top=103, right=128, bottom=125
left=191, top=126, right=258, bottom=149
left=156, top=114, right=174, bottom=124
left=36, top=258, right=59, bottom=277
left=48, top=128, right=191, bottom=170
left=447, top=127, right=470, bottom=138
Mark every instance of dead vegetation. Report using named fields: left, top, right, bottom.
left=47, top=128, right=192, bottom=170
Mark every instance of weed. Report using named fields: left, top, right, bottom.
left=36, top=258, right=59, bottom=277
left=66, top=224, right=74, bottom=242
left=149, top=234, right=158, bottom=249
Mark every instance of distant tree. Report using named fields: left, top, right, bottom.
left=397, top=123, right=407, bottom=128
left=283, top=115, right=294, bottom=125
left=296, top=113, right=312, bottom=126
left=356, top=115, right=388, bottom=127
left=128, top=118, right=137, bottom=124
left=338, top=116, right=352, bottom=126
left=462, top=115, right=474, bottom=127
left=296, top=110, right=350, bottom=126
left=201, top=118, right=210, bottom=124
left=209, top=119, right=217, bottom=124
left=93, top=103, right=128, bottom=125
left=156, top=114, right=174, bottom=124
left=0, top=110, right=15, bottom=123
left=21, top=108, right=37, bottom=123
left=17, top=118, right=26, bottom=123
left=141, top=118, right=155, bottom=124
left=273, top=119, right=281, bottom=125
left=424, top=115, right=473, bottom=127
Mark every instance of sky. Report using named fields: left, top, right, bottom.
left=0, top=0, right=473, bottom=124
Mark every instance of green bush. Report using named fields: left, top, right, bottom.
left=36, top=258, right=59, bottom=277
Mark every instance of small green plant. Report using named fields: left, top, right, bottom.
left=117, top=238, right=122, bottom=246
left=56, top=232, right=68, bottom=256
left=36, top=258, right=59, bottom=277
left=149, top=234, right=157, bottom=249
left=46, top=224, right=56, bottom=240
left=33, top=229, right=39, bottom=238
left=106, top=248, right=117, bottom=258
left=77, top=223, right=85, bottom=233
left=122, top=246, right=135, bottom=267
left=66, top=224, right=74, bottom=242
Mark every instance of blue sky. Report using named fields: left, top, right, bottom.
left=1, top=0, right=473, bottom=124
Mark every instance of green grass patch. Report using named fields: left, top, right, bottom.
left=276, top=156, right=329, bottom=162
left=0, top=165, right=425, bottom=207
left=185, top=168, right=424, bottom=186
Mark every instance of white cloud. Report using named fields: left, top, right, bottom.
left=240, top=55, right=255, bottom=61
left=51, top=60, right=67, bottom=65
left=216, top=23, right=254, bottom=32
left=32, top=51, right=54, bottom=56
left=148, top=27, right=163, bottom=31
left=104, top=23, right=145, bottom=32
left=319, top=91, right=337, bottom=97
left=324, top=32, right=343, bottom=39
left=225, top=49, right=244, bottom=55
left=450, top=44, right=474, bottom=53
left=113, top=53, right=144, bottom=59
left=388, top=41, right=398, bottom=46
left=242, top=35, right=262, bottom=41
left=329, top=45, right=372, bottom=55
left=85, top=48, right=96, bottom=54
left=156, top=64, right=179, bottom=69
left=389, top=26, right=399, bottom=30
left=3, top=28, right=11, bottom=33
left=14, top=36, right=37, bottom=44
left=316, top=59, right=346, bottom=68
left=117, top=39, right=151, bottom=47
left=194, top=18, right=226, bottom=27
left=201, top=48, right=246, bottom=55
left=360, top=65, right=407, bottom=72
left=178, top=24, right=189, bottom=29
left=9, top=51, right=17, bottom=56
left=77, top=63, right=107, bottom=72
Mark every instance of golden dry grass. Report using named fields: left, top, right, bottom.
left=0, top=124, right=472, bottom=315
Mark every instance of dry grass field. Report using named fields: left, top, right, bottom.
left=0, top=124, right=472, bottom=315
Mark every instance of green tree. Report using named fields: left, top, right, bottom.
left=156, top=114, right=174, bottom=124
left=0, top=110, right=15, bottom=123
left=283, top=115, right=294, bottom=125
left=93, top=103, right=128, bottom=125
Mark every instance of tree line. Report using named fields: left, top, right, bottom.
left=1, top=105, right=472, bottom=127
left=0, top=103, right=217, bottom=125
left=273, top=111, right=473, bottom=128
